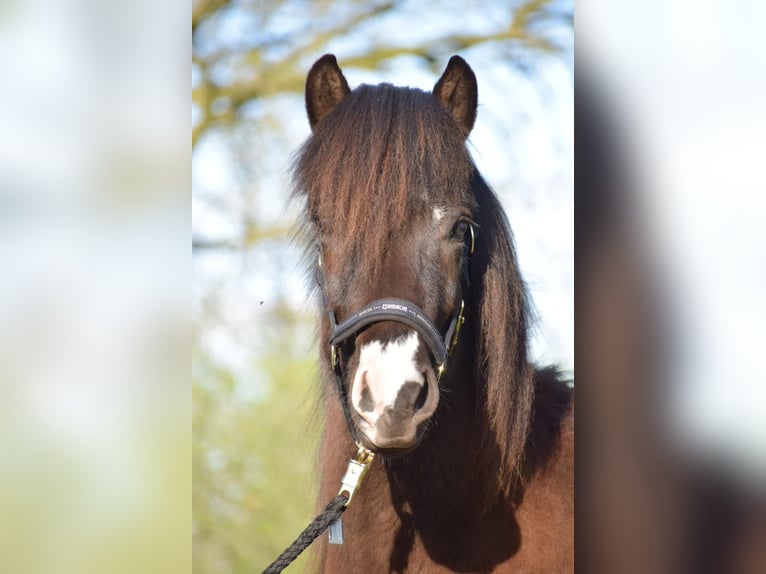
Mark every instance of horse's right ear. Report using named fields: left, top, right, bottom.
left=433, top=55, right=478, bottom=136
left=305, top=54, right=351, bottom=131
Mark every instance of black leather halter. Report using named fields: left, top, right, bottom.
left=316, top=224, right=474, bottom=445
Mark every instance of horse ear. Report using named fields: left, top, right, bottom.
left=433, top=55, right=478, bottom=136
left=305, top=54, right=351, bottom=131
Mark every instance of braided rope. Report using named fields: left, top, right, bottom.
left=262, top=494, right=348, bottom=574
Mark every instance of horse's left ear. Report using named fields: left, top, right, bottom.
left=305, top=54, right=351, bottom=131
left=433, top=55, right=478, bottom=136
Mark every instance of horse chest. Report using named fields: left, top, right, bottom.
left=318, top=469, right=571, bottom=573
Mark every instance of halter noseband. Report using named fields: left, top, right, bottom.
left=327, top=297, right=463, bottom=378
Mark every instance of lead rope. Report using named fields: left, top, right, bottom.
left=262, top=446, right=374, bottom=574
left=261, top=495, right=347, bottom=574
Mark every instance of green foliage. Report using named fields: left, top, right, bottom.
left=193, top=307, right=322, bottom=573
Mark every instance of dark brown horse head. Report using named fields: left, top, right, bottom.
left=294, top=55, right=533, bottom=471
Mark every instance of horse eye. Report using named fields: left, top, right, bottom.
left=451, top=220, right=469, bottom=240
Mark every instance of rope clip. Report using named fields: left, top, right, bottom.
left=338, top=446, right=375, bottom=507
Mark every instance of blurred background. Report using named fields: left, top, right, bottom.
left=192, top=1, right=572, bottom=572
left=579, top=1, right=766, bottom=571
left=0, top=1, right=188, bottom=573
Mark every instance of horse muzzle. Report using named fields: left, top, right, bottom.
left=348, top=328, right=440, bottom=450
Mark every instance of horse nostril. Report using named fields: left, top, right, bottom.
left=358, top=371, right=375, bottom=413
left=414, top=378, right=429, bottom=412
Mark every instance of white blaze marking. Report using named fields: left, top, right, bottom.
left=432, top=207, right=445, bottom=222
left=351, top=331, right=423, bottom=426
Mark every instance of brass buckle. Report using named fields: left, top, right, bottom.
left=449, top=299, right=465, bottom=354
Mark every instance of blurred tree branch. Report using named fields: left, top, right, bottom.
left=192, top=0, right=571, bottom=149
left=192, top=224, right=293, bottom=253
left=192, top=0, right=231, bottom=32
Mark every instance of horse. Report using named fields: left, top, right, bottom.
left=291, top=54, right=573, bottom=573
